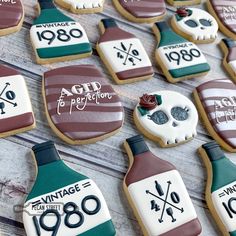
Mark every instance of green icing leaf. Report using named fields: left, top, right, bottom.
left=137, top=106, right=149, bottom=116
left=155, top=95, right=162, bottom=105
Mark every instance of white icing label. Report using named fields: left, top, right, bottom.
left=128, top=170, right=197, bottom=235
left=30, top=21, right=89, bottom=49
left=157, top=42, right=207, bottom=70
left=0, top=75, right=32, bottom=119
left=212, top=181, right=236, bottom=232
left=23, top=179, right=111, bottom=236
left=99, top=38, right=152, bottom=73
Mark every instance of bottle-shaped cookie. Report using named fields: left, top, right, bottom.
left=30, top=0, right=92, bottom=64
left=220, top=38, right=236, bottom=81
left=199, top=142, right=236, bottom=236
left=96, top=18, right=153, bottom=84
left=23, top=141, right=116, bottom=236
left=124, top=135, right=202, bottom=236
left=152, top=21, right=210, bottom=83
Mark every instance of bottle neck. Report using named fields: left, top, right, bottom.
left=32, top=141, right=61, bottom=167
left=38, top=0, right=55, bottom=10
left=222, top=38, right=236, bottom=49
left=101, top=18, right=118, bottom=29
left=126, top=135, right=150, bottom=156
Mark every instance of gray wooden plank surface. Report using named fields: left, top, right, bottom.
left=0, top=0, right=235, bottom=235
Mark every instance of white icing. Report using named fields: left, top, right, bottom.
left=173, top=8, right=218, bottom=41
left=23, top=179, right=112, bottom=236
left=30, top=21, right=90, bottom=49
left=212, top=181, right=236, bottom=233
left=157, top=42, right=207, bottom=70
left=0, top=75, right=33, bottom=119
left=98, top=38, right=152, bottom=74
left=128, top=170, right=197, bottom=235
left=135, top=91, right=198, bottom=145
left=63, top=0, right=104, bottom=9
left=229, top=60, right=236, bottom=74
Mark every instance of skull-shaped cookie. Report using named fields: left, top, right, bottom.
left=171, top=8, right=218, bottom=43
left=134, top=91, right=198, bottom=147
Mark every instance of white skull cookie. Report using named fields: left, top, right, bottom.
left=171, top=8, right=218, bottom=43
left=134, top=91, right=198, bottom=147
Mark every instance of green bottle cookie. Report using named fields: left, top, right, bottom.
left=30, top=0, right=92, bottom=64
left=23, top=141, right=116, bottom=236
left=152, top=21, right=210, bottom=83
left=199, top=141, right=236, bottom=236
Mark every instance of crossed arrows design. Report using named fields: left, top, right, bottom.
left=146, top=181, right=184, bottom=223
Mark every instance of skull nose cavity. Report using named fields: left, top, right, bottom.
left=201, top=27, right=205, bottom=30
left=172, top=122, right=178, bottom=127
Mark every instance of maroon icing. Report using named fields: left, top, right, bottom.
left=210, top=0, right=236, bottom=34
left=118, top=0, right=166, bottom=18
left=139, top=94, right=158, bottom=110
left=176, top=7, right=190, bottom=17
left=0, top=0, right=23, bottom=29
left=116, top=67, right=154, bottom=80
left=44, top=65, right=124, bottom=142
left=0, top=64, right=20, bottom=77
left=196, top=78, right=236, bottom=149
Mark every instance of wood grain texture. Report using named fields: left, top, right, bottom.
left=0, top=0, right=234, bottom=235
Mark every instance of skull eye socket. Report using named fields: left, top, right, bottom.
left=171, top=107, right=189, bottom=121
left=199, top=19, right=212, bottom=27
left=148, top=110, right=169, bottom=125
left=184, top=20, right=198, bottom=28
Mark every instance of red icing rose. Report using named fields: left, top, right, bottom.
left=139, top=94, right=157, bottom=110
left=176, top=7, right=189, bottom=17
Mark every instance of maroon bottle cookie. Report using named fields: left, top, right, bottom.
left=0, top=0, right=24, bottom=36
left=0, top=64, right=35, bottom=137
left=113, top=0, right=166, bottom=23
left=43, top=65, right=124, bottom=145
left=123, top=135, right=202, bottom=236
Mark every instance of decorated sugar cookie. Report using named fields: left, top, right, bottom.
left=23, top=141, right=116, bottom=236
left=97, top=19, right=153, bottom=84
left=0, top=0, right=24, bottom=36
left=207, top=0, right=236, bottom=40
left=55, top=0, right=105, bottom=14
left=124, top=135, right=202, bottom=236
left=198, top=141, right=236, bottom=236
left=0, top=65, right=35, bottom=138
left=43, top=65, right=124, bottom=145
left=166, top=0, right=201, bottom=7
left=30, top=0, right=92, bottom=64
left=134, top=91, right=198, bottom=147
left=220, top=38, right=236, bottom=81
left=194, top=78, right=236, bottom=153
left=113, top=0, right=166, bottom=23
left=171, top=7, right=218, bottom=43
left=152, top=21, right=210, bottom=83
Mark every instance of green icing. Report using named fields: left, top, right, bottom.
left=230, top=230, right=236, bottom=236
left=27, top=160, right=88, bottom=201
left=211, top=158, right=236, bottom=192
left=79, top=220, right=116, bottom=236
left=169, top=63, right=210, bottom=78
left=37, top=43, right=92, bottom=58
left=34, top=9, right=73, bottom=25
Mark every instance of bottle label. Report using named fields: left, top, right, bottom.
left=212, top=181, right=236, bottom=232
left=23, top=179, right=111, bottom=236
left=99, top=38, right=152, bottom=73
left=30, top=21, right=89, bottom=49
left=128, top=170, right=197, bottom=235
left=157, top=42, right=207, bottom=70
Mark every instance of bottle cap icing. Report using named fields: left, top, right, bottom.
left=134, top=91, right=198, bottom=147
left=0, top=0, right=24, bottom=36
left=43, top=65, right=124, bottom=145
left=171, top=7, right=218, bottom=43
left=208, top=0, right=236, bottom=40
left=220, top=38, right=236, bottom=80
left=113, top=0, right=166, bottom=23
left=124, top=135, right=202, bottom=236
left=55, top=0, right=105, bottom=14
left=200, top=141, right=236, bottom=235
left=30, top=0, right=92, bottom=64
left=97, top=18, right=153, bottom=84
left=0, top=64, right=35, bottom=137
left=23, top=141, right=116, bottom=236
left=152, top=21, right=210, bottom=83
left=195, top=78, right=236, bottom=152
